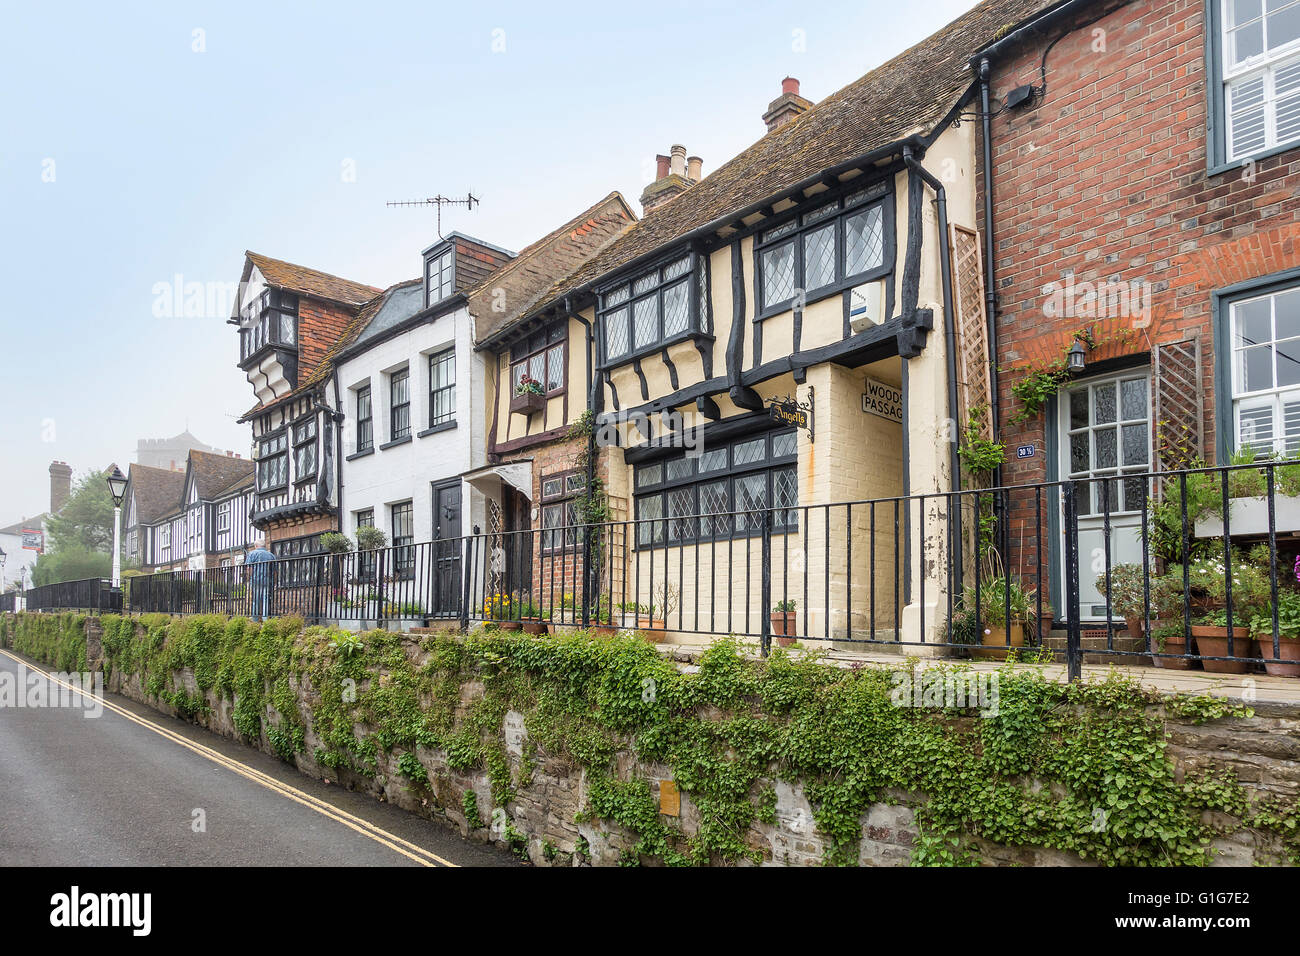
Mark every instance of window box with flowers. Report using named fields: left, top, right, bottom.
left=511, top=375, right=546, bottom=416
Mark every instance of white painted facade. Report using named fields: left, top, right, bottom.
left=336, top=296, right=489, bottom=548
left=0, top=522, right=45, bottom=593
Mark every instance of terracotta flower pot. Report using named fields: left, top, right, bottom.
left=1189, top=626, right=1250, bottom=674
left=495, top=621, right=522, bottom=632
left=1150, top=624, right=1194, bottom=669
left=1254, top=636, right=1300, bottom=677
left=973, top=623, right=1024, bottom=661
left=771, top=611, right=797, bottom=647
left=520, top=618, right=548, bottom=636
left=591, top=623, right=619, bottom=636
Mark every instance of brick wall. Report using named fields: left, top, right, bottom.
left=983, top=0, right=1300, bottom=593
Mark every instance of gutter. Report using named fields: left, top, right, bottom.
left=902, top=144, right=964, bottom=592
left=969, top=0, right=1093, bottom=67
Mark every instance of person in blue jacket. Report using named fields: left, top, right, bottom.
left=244, top=538, right=275, bottom=622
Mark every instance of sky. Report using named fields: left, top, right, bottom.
left=0, top=0, right=981, bottom=523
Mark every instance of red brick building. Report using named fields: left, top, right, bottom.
left=980, top=0, right=1300, bottom=622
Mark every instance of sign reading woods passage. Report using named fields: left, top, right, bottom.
left=862, top=378, right=902, bottom=423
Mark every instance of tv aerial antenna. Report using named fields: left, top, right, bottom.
left=386, top=193, right=479, bottom=240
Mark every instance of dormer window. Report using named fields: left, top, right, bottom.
left=598, top=252, right=707, bottom=365
left=425, top=248, right=454, bottom=307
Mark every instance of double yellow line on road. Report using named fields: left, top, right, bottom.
left=0, top=648, right=456, bottom=867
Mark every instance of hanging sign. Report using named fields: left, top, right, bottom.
left=768, top=387, right=814, bottom=442
left=861, top=377, right=903, bottom=423
left=21, top=529, right=43, bottom=552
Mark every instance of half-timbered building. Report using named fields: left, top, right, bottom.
left=231, top=252, right=382, bottom=557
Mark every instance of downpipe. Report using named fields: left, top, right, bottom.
left=903, top=143, right=964, bottom=597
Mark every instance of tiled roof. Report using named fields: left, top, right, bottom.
left=467, top=191, right=637, bottom=344
left=0, top=514, right=48, bottom=536
left=246, top=251, right=381, bottom=308
left=127, top=464, right=187, bottom=524
left=187, top=450, right=254, bottom=500
left=523, top=0, right=1056, bottom=315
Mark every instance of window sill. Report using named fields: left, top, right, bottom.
left=345, top=448, right=375, bottom=462
left=418, top=421, right=458, bottom=438
left=1208, top=139, right=1300, bottom=177
left=600, top=330, right=715, bottom=372
left=379, top=436, right=413, bottom=451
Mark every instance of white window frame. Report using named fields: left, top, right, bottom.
left=1221, top=0, right=1300, bottom=161
left=1229, top=281, right=1300, bottom=456
left=1061, top=371, right=1153, bottom=517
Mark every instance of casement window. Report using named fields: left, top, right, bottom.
left=272, top=533, right=323, bottom=587
left=216, top=500, right=231, bottom=533
left=599, top=253, right=710, bottom=364
left=356, top=385, right=373, bottom=453
left=158, top=525, right=171, bottom=559
left=428, top=348, right=456, bottom=428
left=391, top=501, right=415, bottom=579
left=510, top=321, right=566, bottom=396
left=426, top=249, right=453, bottom=307
left=257, top=432, right=288, bottom=491
left=541, top=470, right=585, bottom=552
left=633, top=429, right=798, bottom=547
left=238, top=289, right=298, bottom=364
left=292, top=418, right=317, bottom=481
left=1061, top=373, right=1152, bottom=516
left=1214, top=0, right=1300, bottom=164
left=1229, top=281, right=1300, bottom=456
left=390, top=367, right=411, bottom=442
left=755, top=185, right=891, bottom=317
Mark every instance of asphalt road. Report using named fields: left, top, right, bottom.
left=0, top=648, right=518, bottom=867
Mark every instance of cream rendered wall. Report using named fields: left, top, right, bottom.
left=899, top=120, right=978, bottom=646
left=493, top=311, right=594, bottom=446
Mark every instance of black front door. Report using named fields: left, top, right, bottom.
left=432, top=480, right=462, bottom=616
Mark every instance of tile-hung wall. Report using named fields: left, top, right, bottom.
left=984, top=0, right=1300, bottom=623
left=535, top=121, right=983, bottom=644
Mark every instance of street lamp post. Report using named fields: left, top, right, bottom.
left=106, top=466, right=128, bottom=589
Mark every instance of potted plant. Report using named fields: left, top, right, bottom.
left=967, top=575, right=1034, bottom=661
left=518, top=599, right=549, bottom=636
left=1250, top=579, right=1300, bottom=678
left=771, top=599, right=797, bottom=647
left=634, top=583, right=678, bottom=643
left=511, top=374, right=546, bottom=415
left=1186, top=549, right=1268, bottom=674
left=483, top=592, right=520, bottom=631
left=1190, top=451, right=1300, bottom=539
left=354, top=525, right=388, bottom=551
left=591, top=596, right=619, bottom=636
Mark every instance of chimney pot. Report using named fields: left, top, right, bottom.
left=669, top=144, right=687, bottom=178
left=655, top=154, right=670, bottom=179
left=687, top=156, right=703, bottom=182
left=782, top=76, right=800, bottom=96
left=763, top=77, right=813, bottom=133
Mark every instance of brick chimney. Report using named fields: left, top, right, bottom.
left=640, top=144, right=701, bottom=214
left=49, top=461, right=72, bottom=514
left=763, top=76, right=813, bottom=133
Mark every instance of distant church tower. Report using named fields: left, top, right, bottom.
left=136, top=429, right=238, bottom=471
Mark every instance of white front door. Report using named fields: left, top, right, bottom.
left=1059, top=371, right=1152, bottom=621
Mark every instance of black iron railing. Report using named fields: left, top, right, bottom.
left=22, top=578, right=122, bottom=613
left=0, top=591, right=15, bottom=613
left=15, top=461, right=1291, bottom=682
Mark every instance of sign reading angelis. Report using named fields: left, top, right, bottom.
left=768, top=386, right=814, bottom=443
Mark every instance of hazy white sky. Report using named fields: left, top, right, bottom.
left=0, top=0, right=981, bottom=522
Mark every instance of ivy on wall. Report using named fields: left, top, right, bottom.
left=1, top=611, right=1295, bottom=867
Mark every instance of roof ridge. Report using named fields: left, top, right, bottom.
left=246, top=250, right=383, bottom=294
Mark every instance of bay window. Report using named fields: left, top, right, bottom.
left=257, top=432, right=288, bottom=491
